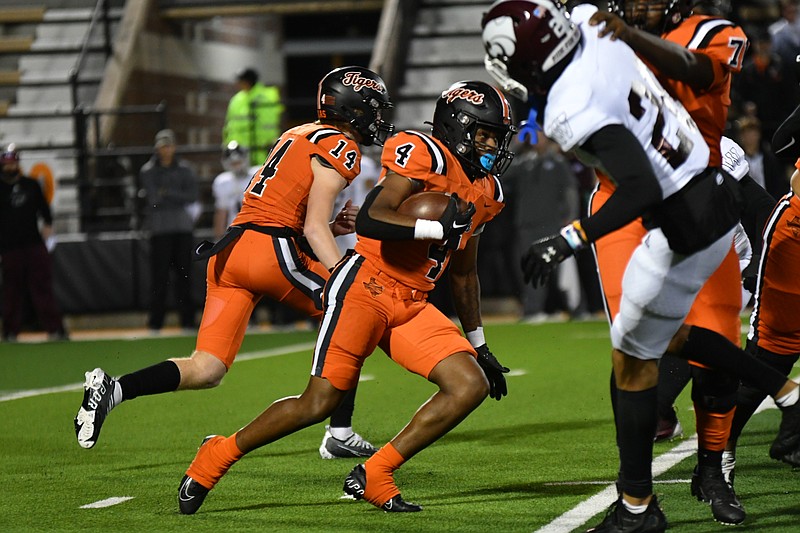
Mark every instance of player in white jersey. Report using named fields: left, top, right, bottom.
left=482, top=1, right=800, bottom=531
left=211, top=141, right=262, bottom=239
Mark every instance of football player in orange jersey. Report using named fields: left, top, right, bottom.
left=723, top=105, right=800, bottom=484
left=175, top=80, right=515, bottom=515
left=74, top=66, right=393, bottom=460
left=585, top=0, right=770, bottom=524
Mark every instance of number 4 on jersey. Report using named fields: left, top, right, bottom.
left=249, top=139, right=293, bottom=196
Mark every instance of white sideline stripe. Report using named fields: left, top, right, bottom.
left=534, top=436, right=698, bottom=533
left=0, top=342, right=316, bottom=403
left=80, top=496, right=134, bottom=509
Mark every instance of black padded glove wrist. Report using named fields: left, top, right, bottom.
left=476, top=344, right=509, bottom=401
left=521, top=233, right=573, bottom=288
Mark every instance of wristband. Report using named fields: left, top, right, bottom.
left=559, top=220, right=588, bottom=251
left=414, top=219, right=445, bottom=240
left=465, top=327, right=486, bottom=348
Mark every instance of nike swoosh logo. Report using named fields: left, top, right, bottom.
left=179, top=478, right=195, bottom=502
left=776, top=136, right=797, bottom=154
left=453, top=221, right=469, bottom=229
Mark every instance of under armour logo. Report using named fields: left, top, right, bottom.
left=542, top=246, right=557, bottom=263
left=362, top=277, right=384, bottom=298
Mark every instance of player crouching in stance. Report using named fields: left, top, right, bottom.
left=177, top=80, right=514, bottom=514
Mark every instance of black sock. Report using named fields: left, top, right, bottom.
left=118, top=360, right=181, bottom=401
left=730, top=348, right=798, bottom=440
left=698, top=448, right=722, bottom=470
left=680, top=326, right=786, bottom=398
left=657, top=355, right=691, bottom=420
left=328, top=385, right=357, bottom=428
left=617, top=386, right=657, bottom=498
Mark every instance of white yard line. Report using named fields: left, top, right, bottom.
left=79, top=496, right=134, bottom=509
left=0, top=342, right=316, bottom=403
left=535, top=436, right=699, bottom=533
left=535, top=394, right=782, bottom=533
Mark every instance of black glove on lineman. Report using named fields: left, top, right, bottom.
left=521, top=222, right=587, bottom=288
left=476, top=344, right=509, bottom=401
left=439, top=193, right=476, bottom=250
left=742, top=253, right=760, bottom=293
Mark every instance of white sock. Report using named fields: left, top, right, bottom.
left=112, top=381, right=123, bottom=407
left=722, top=450, right=736, bottom=483
left=776, top=386, right=799, bottom=408
left=329, top=426, right=353, bottom=440
left=622, top=499, right=649, bottom=515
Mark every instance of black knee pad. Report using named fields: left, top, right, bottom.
left=690, top=366, right=739, bottom=414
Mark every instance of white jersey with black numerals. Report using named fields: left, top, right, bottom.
left=212, top=165, right=261, bottom=226
left=544, top=4, right=710, bottom=200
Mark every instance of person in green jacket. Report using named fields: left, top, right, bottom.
left=223, top=68, right=284, bottom=166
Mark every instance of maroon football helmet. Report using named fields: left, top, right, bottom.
left=481, top=0, right=581, bottom=100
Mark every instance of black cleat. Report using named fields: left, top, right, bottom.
left=587, top=495, right=667, bottom=533
left=690, top=465, right=745, bottom=525
left=74, top=368, right=118, bottom=449
left=770, top=399, right=800, bottom=466
left=343, top=464, right=422, bottom=512
left=178, top=475, right=210, bottom=515
left=178, top=436, right=217, bottom=515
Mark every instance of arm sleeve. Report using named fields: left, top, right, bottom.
left=738, top=174, right=777, bottom=258
left=578, top=125, right=663, bottom=242
left=355, top=185, right=416, bottom=240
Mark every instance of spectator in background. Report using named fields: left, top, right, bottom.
left=223, top=68, right=284, bottom=167
left=140, top=129, right=199, bottom=333
left=736, top=116, right=790, bottom=198
left=503, top=136, right=580, bottom=322
left=735, top=26, right=800, bottom=143
left=769, top=0, right=800, bottom=82
left=0, top=144, right=67, bottom=341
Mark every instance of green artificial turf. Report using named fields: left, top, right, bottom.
left=1, top=321, right=798, bottom=532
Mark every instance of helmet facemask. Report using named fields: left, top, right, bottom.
left=345, top=94, right=394, bottom=147
left=431, top=81, right=516, bottom=180
left=613, top=0, right=691, bottom=34
left=482, top=0, right=582, bottom=99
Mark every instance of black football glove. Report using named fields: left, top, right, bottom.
left=521, top=233, right=574, bottom=288
left=476, top=344, right=509, bottom=401
left=521, top=222, right=588, bottom=288
left=439, top=193, right=476, bottom=250
left=742, top=253, right=760, bottom=293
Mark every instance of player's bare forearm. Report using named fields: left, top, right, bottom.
left=449, top=236, right=483, bottom=331
left=450, top=268, right=482, bottom=333
left=625, top=29, right=713, bottom=90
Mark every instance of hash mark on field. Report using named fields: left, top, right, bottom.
left=80, top=496, right=134, bottom=509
